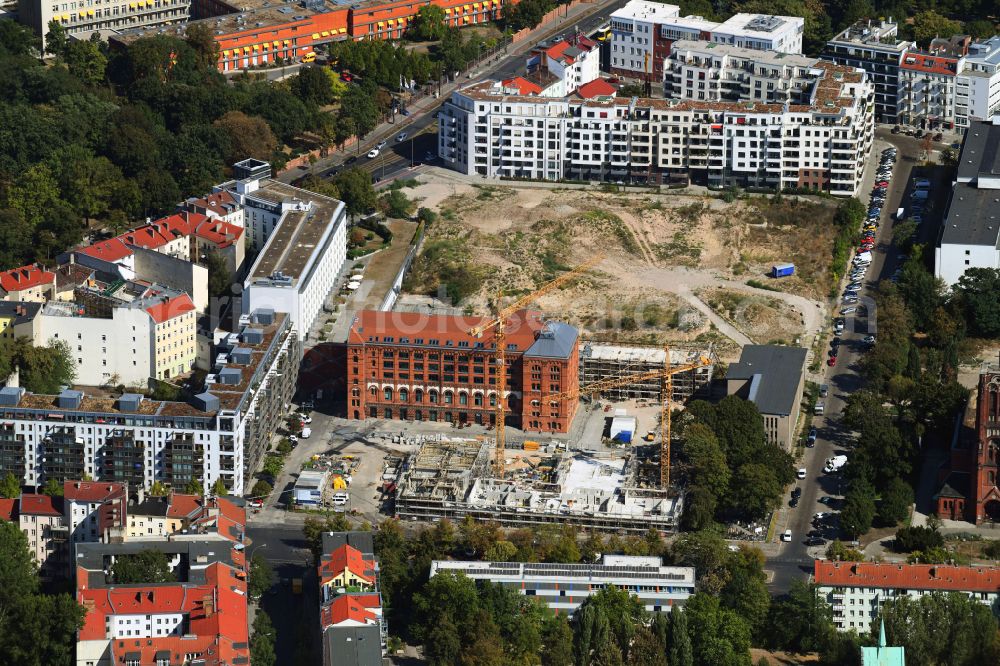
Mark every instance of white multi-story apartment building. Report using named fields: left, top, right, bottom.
left=897, top=47, right=965, bottom=130
left=822, top=19, right=913, bottom=123
left=609, top=1, right=802, bottom=81
left=935, top=118, right=1000, bottom=286
left=523, top=35, right=602, bottom=97
left=665, top=40, right=823, bottom=105
left=815, top=561, right=1000, bottom=632
left=63, top=480, right=126, bottom=545
left=431, top=555, right=696, bottom=615
left=18, top=0, right=190, bottom=48
left=231, top=160, right=348, bottom=336
left=0, top=309, right=298, bottom=495
left=709, top=13, right=803, bottom=54
left=439, top=60, right=873, bottom=196
left=957, top=37, right=1000, bottom=130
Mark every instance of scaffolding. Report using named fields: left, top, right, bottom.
left=579, top=342, right=715, bottom=402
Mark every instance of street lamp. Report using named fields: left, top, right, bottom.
left=249, top=542, right=269, bottom=566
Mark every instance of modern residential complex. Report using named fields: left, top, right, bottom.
left=608, top=1, right=802, bottom=81
left=726, top=345, right=808, bottom=450
left=822, top=19, right=912, bottom=123
left=319, top=532, right=385, bottom=666
left=439, top=59, right=874, bottom=195
left=430, top=555, right=696, bottom=615
left=507, top=34, right=602, bottom=98
left=664, top=41, right=824, bottom=105
left=958, top=37, right=1000, bottom=128
left=74, top=538, right=249, bottom=666
left=0, top=308, right=299, bottom=495
left=935, top=365, right=1000, bottom=523
left=345, top=309, right=580, bottom=433
left=935, top=118, right=1000, bottom=286
left=814, top=561, right=1000, bottom=632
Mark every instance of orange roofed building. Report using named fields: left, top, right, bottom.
left=344, top=309, right=580, bottom=433
left=75, top=539, right=249, bottom=666
left=319, top=532, right=385, bottom=666
left=814, top=560, right=1000, bottom=632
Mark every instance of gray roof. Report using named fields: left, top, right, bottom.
left=727, top=345, right=807, bottom=416
left=130, top=497, right=170, bottom=517
left=940, top=183, right=1000, bottom=248
left=0, top=301, right=41, bottom=325
left=323, top=625, right=383, bottom=666
left=956, top=120, right=1000, bottom=183
left=322, top=531, right=375, bottom=558
left=524, top=321, right=578, bottom=359
left=76, top=538, right=241, bottom=587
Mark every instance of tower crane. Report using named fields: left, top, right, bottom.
left=544, top=347, right=713, bottom=489
left=468, top=255, right=603, bottom=478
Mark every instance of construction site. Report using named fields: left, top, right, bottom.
left=579, top=343, right=714, bottom=402
left=393, top=435, right=683, bottom=534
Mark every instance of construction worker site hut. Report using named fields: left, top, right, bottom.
left=394, top=439, right=683, bottom=534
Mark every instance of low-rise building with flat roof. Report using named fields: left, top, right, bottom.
left=431, top=554, right=696, bottom=615
left=726, top=344, right=808, bottom=450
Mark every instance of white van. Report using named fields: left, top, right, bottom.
left=332, top=492, right=349, bottom=505
left=300, top=427, right=312, bottom=439
left=853, top=251, right=872, bottom=265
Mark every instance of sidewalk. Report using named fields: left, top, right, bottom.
left=277, top=0, right=618, bottom=182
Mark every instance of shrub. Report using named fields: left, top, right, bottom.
left=894, top=525, right=944, bottom=553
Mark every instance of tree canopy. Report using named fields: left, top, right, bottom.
left=111, top=549, right=175, bottom=584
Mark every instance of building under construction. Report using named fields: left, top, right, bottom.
left=578, top=343, right=715, bottom=402
left=394, top=438, right=682, bottom=534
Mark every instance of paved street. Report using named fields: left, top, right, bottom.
left=766, top=133, right=931, bottom=592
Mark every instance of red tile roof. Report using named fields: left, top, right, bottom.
left=145, top=293, right=195, bottom=324
left=77, top=237, right=133, bottom=263
left=187, top=190, right=239, bottom=218
left=814, top=561, right=1000, bottom=593
left=79, top=562, right=249, bottom=665
left=502, top=76, right=544, bottom=96
left=320, top=544, right=375, bottom=586
left=19, top=493, right=61, bottom=516
left=194, top=219, right=244, bottom=249
left=321, top=594, right=379, bottom=628
left=347, top=309, right=547, bottom=352
left=0, top=264, right=55, bottom=293
left=166, top=493, right=201, bottom=519
left=0, top=498, right=17, bottom=521
left=901, top=51, right=960, bottom=76
left=577, top=78, right=618, bottom=99
left=64, top=480, right=126, bottom=503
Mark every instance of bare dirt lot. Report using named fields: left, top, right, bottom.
left=402, top=175, right=840, bottom=359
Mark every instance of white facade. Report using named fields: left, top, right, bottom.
left=958, top=38, right=1000, bottom=128
left=936, top=235, right=1000, bottom=286
left=241, top=185, right=347, bottom=336
left=109, top=613, right=184, bottom=638
left=37, top=305, right=153, bottom=387
left=17, top=0, right=190, bottom=48
left=815, top=562, right=1000, bottom=632
left=609, top=1, right=679, bottom=76
left=440, top=62, right=873, bottom=196
left=430, top=555, right=696, bottom=615
left=540, top=39, right=601, bottom=97
left=710, top=14, right=803, bottom=54
left=665, top=40, right=822, bottom=104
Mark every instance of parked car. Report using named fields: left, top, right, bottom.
left=782, top=530, right=792, bottom=542
left=805, top=537, right=827, bottom=546
left=790, top=496, right=800, bottom=507
left=376, top=140, right=387, bottom=149
left=808, top=428, right=818, bottom=444
left=792, top=487, right=802, bottom=499
left=841, top=306, right=857, bottom=315
left=827, top=355, right=838, bottom=366
left=863, top=335, right=876, bottom=344
left=367, top=148, right=380, bottom=159
left=797, top=468, right=807, bottom=479
left=397, top=132, right=408, bottom=142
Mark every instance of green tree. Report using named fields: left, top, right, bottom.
left=825, top=540, right=864, bottom=562
left=879, top=591, right=999, bottom=666
left=682, top=423, right=730, bottom=498
left=204, top=250, right=232, bottom=299
left=211, top=478, right=228, bottom=496
left=409, top=4, right=448, bottom=41
left=213, top=111, right=278, bottom=165
left=671, top=530, right=731, bottom=594
left=952, top=268, right=1000, bottom=338
left=720, top=546, right=770, bottom=639
left=840, top=478, right=877, bottom=540
left=877, top=477, right=914, bottom=527
left=64, top=40, right=107, bottom=86
left=44, top=19, right=68, bottom=57
left=148, top=481, right=169, bottom=496
left=912, top=11, right=964, bottom=48
left=183, top=479, right=204, bottom=496
left=541, top=614, right=574, bottom=666
left=248, top=553, right=274, bottom=598
left=334, top=168, right=377, bottom=217
left=0, top=472, right=19, bottom=499
left=184, top=21, right=219, bottom=71
left=250, top=480, right=272, bottom=499
left=0, top=18, right=41, bottom=56
left=291, top=66, right=335, bottom=106
left=964, top=19, right=996, bottom=39
left=668, top=605, right=694, bottom=666
left=683, top=592, right=752, bottom=666
left=41, top=478, right=63, bottom=496
left=339, top=83, right=379, bottom=137
left=897, top=258, right=944, bottom=326
left=250, top=609, right=276, bottom=666
left=893, top=525, right=944, bottom=553
left=111, top=549, right=175, bottom=583
left=417, top=206, right=438, bottom=225
left=763, top=580, right=835, bottom=654
left=381, top=189, right=414, bottom=219
left=303, top=513, right=353, bottom=557
left=729, top=462, right=782, bottom=521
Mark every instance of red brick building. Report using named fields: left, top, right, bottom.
left=935, top=369, right=1000, bottom=523
left=345, top=309, right=579, bottom=432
